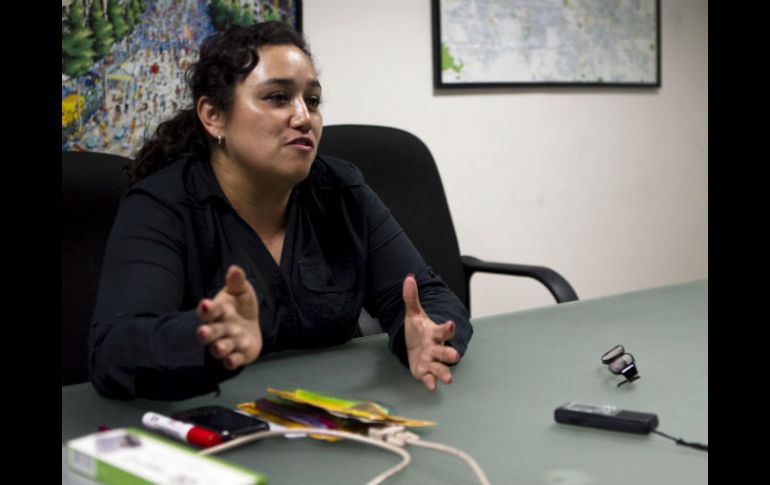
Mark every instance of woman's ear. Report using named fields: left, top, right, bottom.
left=196, top=96, right=224, bottom=140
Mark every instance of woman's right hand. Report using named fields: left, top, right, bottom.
left=195, top=265, right=262, bottom=370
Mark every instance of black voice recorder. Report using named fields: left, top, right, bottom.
left=554, top=402, right=659, bottom=434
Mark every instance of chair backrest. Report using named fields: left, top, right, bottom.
left=317, top=125, right=468, bottom=306
left=62, top=151, right=130, bottom=385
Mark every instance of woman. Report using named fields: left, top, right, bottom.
left=89, top=22, right=472, bottom=400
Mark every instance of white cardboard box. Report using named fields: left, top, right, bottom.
left=66, top=427, right=266, bottom=485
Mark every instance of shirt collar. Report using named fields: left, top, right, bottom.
left=184, top=157, right=229, bottom=204
left=184, top=155, right=337, bottom=205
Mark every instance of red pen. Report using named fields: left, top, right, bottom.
left=141, top=411, right=223, bottom=448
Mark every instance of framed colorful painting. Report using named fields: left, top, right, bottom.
left=62, top=0, right=303, bottom=156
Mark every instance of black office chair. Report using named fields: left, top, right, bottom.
left=62, top=151, right=130, bottom=385
left=317, top=124, right=578, bottom=316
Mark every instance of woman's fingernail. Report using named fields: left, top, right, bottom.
left=202, top=302, right=209, bottom=312
left=407, top=273, right=415, bottom=278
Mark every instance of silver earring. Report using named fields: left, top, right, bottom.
left=217, top=135, right=223, bottom=145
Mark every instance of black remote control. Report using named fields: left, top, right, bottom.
left=554, top=402, right=659, bottom=434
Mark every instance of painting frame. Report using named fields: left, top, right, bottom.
left=432, top=0, right=661, bottom=88
left=62, top=0, right=304, bottom=156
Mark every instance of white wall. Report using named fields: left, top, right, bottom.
left=305, top=0, right=708, bottom=317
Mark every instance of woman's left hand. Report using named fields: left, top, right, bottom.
left=402, top=274, right=461, bottom=391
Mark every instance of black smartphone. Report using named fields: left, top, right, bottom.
left=171, top=405, right=269, bottom=441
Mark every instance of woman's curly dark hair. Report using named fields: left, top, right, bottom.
left=125, top=21, right=313, bottom=186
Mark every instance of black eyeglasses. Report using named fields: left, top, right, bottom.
left=601, top=345, right=640, bottom=387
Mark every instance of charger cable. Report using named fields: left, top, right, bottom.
left=199, top=428, right=411, bottom=485
left=199, top=425, right=490, bottom=485
left=368, top=425, right=490, bottom=485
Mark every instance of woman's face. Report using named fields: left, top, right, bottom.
left=221, top=44, right=323, bottom=186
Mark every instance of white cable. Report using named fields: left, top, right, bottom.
left=369, top=426, right=490, bottom=485
left=404, top=437, right=490, bottom=485
left=199, top=425, right=489, bottom=485
left=198, top=428, right=412, bottom=485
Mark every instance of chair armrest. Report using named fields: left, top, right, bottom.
left=462, top=255, right=578, bottom=304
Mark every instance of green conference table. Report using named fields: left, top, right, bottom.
left=62, top=280, right=708, bottom=484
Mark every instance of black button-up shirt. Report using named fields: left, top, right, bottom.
left=89, top=155, right=472, bottom=400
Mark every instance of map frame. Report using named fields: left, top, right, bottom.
left=432, top=0, right=661, bottom=88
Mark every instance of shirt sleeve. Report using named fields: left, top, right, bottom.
left=361, top=185, right=473, bottom=367
left=88, top=189, right=239, bottom=400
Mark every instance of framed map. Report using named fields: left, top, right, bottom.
left=432, top=0, right=660, bottom=88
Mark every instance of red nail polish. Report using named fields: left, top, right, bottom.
left=202, top=302, right=209, bottom=312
